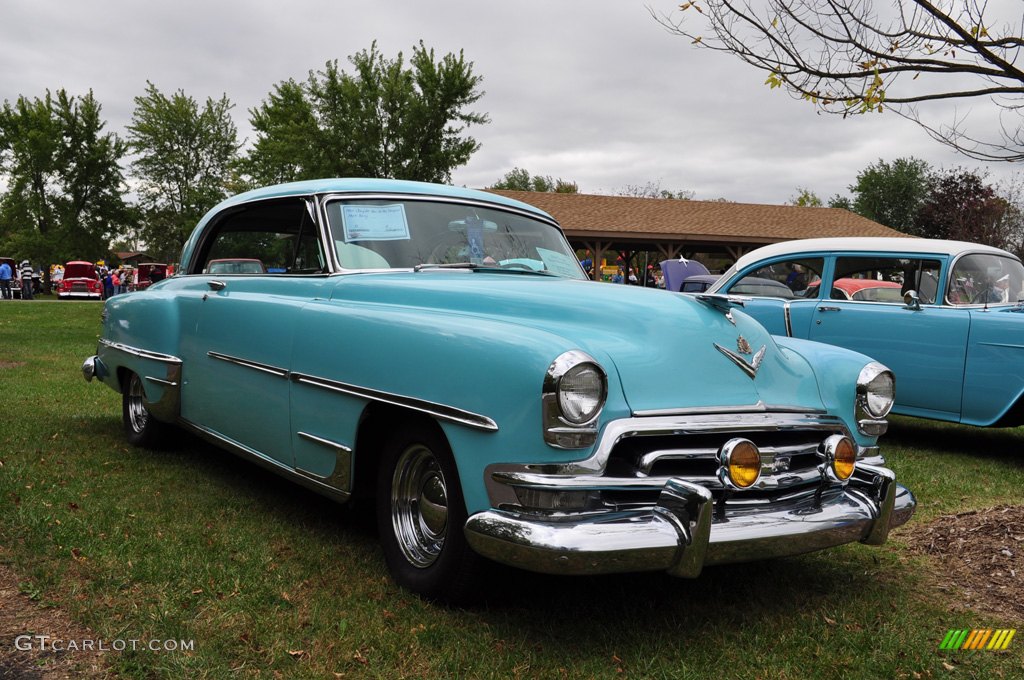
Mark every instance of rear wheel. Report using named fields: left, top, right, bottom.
left=376, top=421, right=488, bottom=604
left=122, top=371, right=170, bottom=447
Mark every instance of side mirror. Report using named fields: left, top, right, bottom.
left=903, top=290, right=921, bottom=311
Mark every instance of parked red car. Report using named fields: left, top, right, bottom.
left=134, top=263, right=169, bottom=291
left=57, top=261, right=102, bottom=299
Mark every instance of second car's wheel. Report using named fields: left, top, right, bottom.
left=122, top=371, right=170, bottom=448
left=376, top=421, right=488, bottom=604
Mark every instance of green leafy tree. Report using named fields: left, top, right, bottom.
left=850, top=158, right=931, bottom=233
left=127, top=82, right=240, bottom=260
left=244, top=42, right=488, bottom=185
left=828, top=194, right=853, bottom=211
left=489, top=167, right=579, bottom=193
left=0, top=89, right=127, bottom=265
left=788, top=187, right=823, bottom=207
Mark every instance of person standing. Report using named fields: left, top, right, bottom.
left=0, top=260, right=12, bottom=299
left=20, top=260, right=34, bottom=300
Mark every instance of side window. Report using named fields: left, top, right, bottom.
left=948, top=253, right=1024, bottom=305
left=833, top=256, right=941, bottom=304
left=730, top=258, right=824, bottom=299
left=194, top=199, right=325, bottom=275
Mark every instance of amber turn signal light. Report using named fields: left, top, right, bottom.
left=718, top=438, right=762, bottom=489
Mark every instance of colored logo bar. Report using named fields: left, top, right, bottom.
left=941, top=629, right=1015, bottom=651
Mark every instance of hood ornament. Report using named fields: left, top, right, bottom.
left=714, top=339, right=766, bottom=379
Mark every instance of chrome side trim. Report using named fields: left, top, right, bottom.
left=144, top=364, right=182, bottom=422
left=180, top=420, right=351, bottom=503
left=290, top=372, right=499, bottom=432
left=98, top=338, right=182, bottom=365
left=207, top=351, right=289, bottom=378
left=783, top=302, right=793, bottom=337
left=296, top=431, right=353, bottom=493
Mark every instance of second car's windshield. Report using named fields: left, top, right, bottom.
left=324, top=198, right=587, bottom=280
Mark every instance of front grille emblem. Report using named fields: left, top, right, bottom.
left=714, top=341, right=767, bottom=379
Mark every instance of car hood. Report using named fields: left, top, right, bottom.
left=331, top=272, right=825, bottom=413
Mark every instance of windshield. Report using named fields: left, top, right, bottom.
left=947, top=253, right=1024, bottom=305
left=324, top=198, right=587, bottom=279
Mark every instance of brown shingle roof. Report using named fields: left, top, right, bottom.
left=488, top=190, right=909, bottom=246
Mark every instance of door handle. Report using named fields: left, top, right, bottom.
left=817, top=306, right=841, bottom=312
left=207, top=280, right=227, bottom=291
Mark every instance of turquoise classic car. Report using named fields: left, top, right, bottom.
left=707, top=237, right=1024, bottom=427
left=83, top=180, right=914, bottom=602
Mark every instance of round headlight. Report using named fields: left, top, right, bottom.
left=823, top=434, right=857, bottom=481
left=557, top=362, right=606, bottom=424
left=718, top=438, right=762, bottom=489
left=857, top=362, right=895, bottom=419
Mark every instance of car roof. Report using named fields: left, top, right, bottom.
left=203, top=178, right=554, bottom=222
left=733, top=237, right=1017, bottom=271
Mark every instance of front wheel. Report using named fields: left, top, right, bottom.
left=376, top=422, right=488, bottom=604
left=122, top=371, right=170, bottom=448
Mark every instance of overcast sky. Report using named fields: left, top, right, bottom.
left=2, top=0, right=1019, bottom=205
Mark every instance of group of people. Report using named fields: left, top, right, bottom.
left=0, top=260, right=40, bottom=300
left=99, top=265, right=130, bottom=299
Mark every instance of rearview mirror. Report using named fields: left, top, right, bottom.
left=903, top=290, right=921, bottom=311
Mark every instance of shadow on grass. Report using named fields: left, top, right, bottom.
left=885, top=416, right=1024, bottom=464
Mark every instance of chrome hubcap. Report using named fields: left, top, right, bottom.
left=391, top=444, right=448, bottom=568
left=127, top=374, right=149, bottom=433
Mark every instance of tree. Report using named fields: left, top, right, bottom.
left=788, top=187, right=823, bottom=207
left=616, top=180, right=694, bottom=200
left=849, top=157, right=931, bottom=232
left=127, top=82, right=240, bottom=260
left=244, top=42, right=488, bottom=185
left=828, top=194, right=854, bottom=210
left=0, top=89, right=128, bottom=265
left=655, top=1, right=1024, bottom=161
left=489, top=167, right=579, bottom=193
left=915, top=167, right=1009, bottom=246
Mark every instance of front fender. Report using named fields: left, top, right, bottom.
left=289, top=299, right=630, bottom=513
left=773, top=336, right=881, bottom=448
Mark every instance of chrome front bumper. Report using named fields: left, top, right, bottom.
left=464, top=463, right=915, bottom=577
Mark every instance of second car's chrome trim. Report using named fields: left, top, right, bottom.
left=207, top=351, right=289, bottom=378
left=98, top=339, right=182, bottom=364
left=296, top=431, right=353, bottom=493
left=291, top=372, right=499, bottom=432
left=180, top=420, right=351, bottom=502
left=783, top=302, right=793, bottom=337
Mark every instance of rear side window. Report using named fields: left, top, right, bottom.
left=833, top=256, right=942, bottom=304
left=193, top=199, right=326, bottom=275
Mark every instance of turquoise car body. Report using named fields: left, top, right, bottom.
left=84, top=180, right=914, bottom=599
left=709, top=237, right=1024, bottom=427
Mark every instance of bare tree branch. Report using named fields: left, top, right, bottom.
left=652, top=0, right=1024, bottom=161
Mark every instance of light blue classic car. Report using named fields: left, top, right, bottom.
left=83, top=180, right=914, bottom=602
left=707, top=237, right=1024, bottom=427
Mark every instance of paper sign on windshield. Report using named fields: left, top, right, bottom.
left=537, top=248, right=584, bottom=278
left=342, top=204, right=411, bottom=242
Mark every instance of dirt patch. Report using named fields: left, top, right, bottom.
left=904, top=505, right=1024, bottom=624
left=0, top=560, right=108, bottom=679
left=0, top=362, right=25, bottom=370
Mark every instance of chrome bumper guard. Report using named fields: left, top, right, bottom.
left=464, top=463, right=915, bottom=577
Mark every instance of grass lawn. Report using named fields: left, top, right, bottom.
left=1, top=300, right=1022, bottom=678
